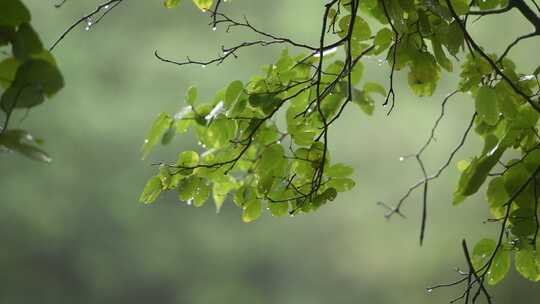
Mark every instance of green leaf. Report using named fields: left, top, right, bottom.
left=447, top=0, right=469, bottom=15
left=408, top=52, right=440, bottom=96
left=255, top=124, right=280, bottom=145
left=363, top=82, right=386, bottom=96
left=228, top=95, right=247, bottom=116
left=313, top=188, right=338, bottom=207
left=0, top=57, right=20, bottom=88
left=445, top=21, right=464, bottom=55
left=432, top=37, right=453, bottom=72
left=275, top=49, right=294, bottom=72
left=249, top=94, right=281, bottom=115
left=495, top=83, right=518, bottom=119
left=233, top=185, right=254, bottom=207
left=504, top=162, right=534, bottom=208
left=139, top=175, right=163, bottom=204
left=320, top=90, right=344, bottom=118
left=515, top=244, right=540, bottom=281
left=174, top=107, right=194, bottom=133
left=327, top=178, right=356, bottom=192
left=12, top=23, right=43, bottom=62
left=193, top=179, right=210, bottom=207
left=158, top=166, right=173, bottom=189
left=212, top=175, right=238, bottom=212
left=457, top=159, right=470, bottom=172
left=472, top=238, right=510, bottom=285
left=8, top=142, right=51, bottom=163
left=524, top=150, right=540, bottom=173
left=242, top=199, right=262, bottom=223
left=1, top=84, right=40, bottom=111
left=161, top=126, right=176, bottom=145
left=476, top=86, right=499, bottom=126
left=224, top=80, right=243, bottom=107
left=472, top=239, right=496, bottom=270
left=372, top=28, right=393, bottom=54
left=257, top=143, right=286, bottom=174
left=339, top=15, right=371, bottom=41
left=1, top=59, right=64, bottom=111
left=0, top=0, right=31, bottom=27
left=513, top=104, right=540, bottom=129
left=178, top=176, right=199, bottom=202
left=0, top=26, right=14, bottom=47
left=192, top=0, right=213, bottom=11
left=510, top=208, right=536, bottom=237
left=185, top=85, right=197, bottom=106
left=164, top=0, right=182, bottom=8
left=176, top=176, right=209, bottom=207
left=291, top=130, right=316, bottom=146
left=176, top=151, right=199, bottom=167
left=268, top=201, right=289, bottom=217
left=14, top=59, right=62, bottom=96
left=488, top=248, right=510, bottom=285
left=352, top=89, right=374, bottom=116
left=534, top=66, right=540, bottom=77
left=486, top=177, right=508, bottom=208
left=454, top=139, right=505, bottom=204
left=199, top=116, right=237, bottom=148
left=477, top=0, right=500, bottom=10
left=358, top=0, right=378, bottom=10
left=142, top=113, right=173, bottom=159
left=326, top=163, right=354, bottom=178
left=351, top=61, right=364, bottom=85
left=0, top=129, right=51, bottom=163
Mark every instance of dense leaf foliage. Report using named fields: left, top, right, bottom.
left=139, top=0, right=540, bottom=299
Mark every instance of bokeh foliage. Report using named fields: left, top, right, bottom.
left=0, top=0, right=64, bottom=162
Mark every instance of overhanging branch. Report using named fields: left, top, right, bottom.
left=469, top=0, right=540, bottom=32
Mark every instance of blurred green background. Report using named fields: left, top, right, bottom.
left=1, top=1, right=539, bottom=303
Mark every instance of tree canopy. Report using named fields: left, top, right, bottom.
left=1, top=0, right=540, bottom=302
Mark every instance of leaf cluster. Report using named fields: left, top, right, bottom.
left=0, top=0, right=64, bottom=162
